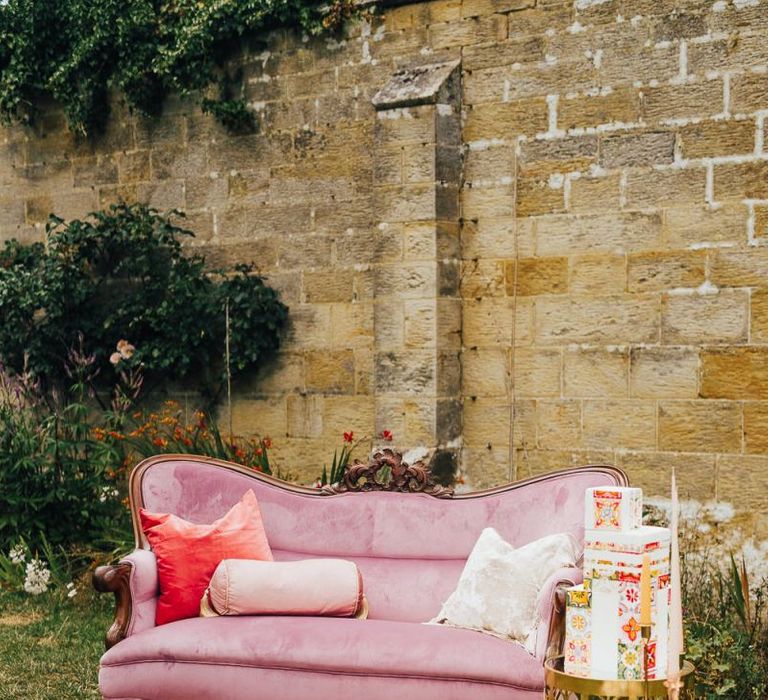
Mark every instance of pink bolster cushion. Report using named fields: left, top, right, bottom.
left=201, top=558, right=368, bottom=619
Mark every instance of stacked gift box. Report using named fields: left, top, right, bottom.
left=564, top=487, right=671, bottom=680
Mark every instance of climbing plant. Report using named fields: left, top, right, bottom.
left=0, top=204, right=288, bottom=398
left=0, top=0, right=361, bottom=135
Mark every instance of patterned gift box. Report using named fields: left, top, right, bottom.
left=564, top=585, right=592, bottom=678
left=584, top=487, right=643, bottom=532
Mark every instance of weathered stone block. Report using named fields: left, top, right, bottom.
left=305, top=350, right=355, bottom=394
left=509, top=256, right=569, bottom=296
left=663, top=204, right=747, bottom=249
left=514, top=347, right=562, bottom=397
left=302, top=270, right=354, bottom=303
left=375, top=350, right=436, bottom=395
left=627, top=250, right=707, bottom=292
left=744, top=402, right=768, bottom=455
left=535, top=295, right=659, bottom=344
left=462, top=36, right=544, bottom=70
left=72, top=155, right=118, bottom=187
left=462, top=347, right=509, bottom=398
left=519, top=135, right=598, bottom=178
left=558, top=88, right=641, bottom=131
left=464, top=146, right=516, bottom=188
left=322, top=396, right=376, bottom=440
left=330, top=302, right=374, bottom=350
left=630, top=347, right=699, bottom=399
left=463, top=184, right=516, bottom=219
left=462, top=259, right=506, bottom=298
left=600, top=131, right=676, bottom=169
left=374, top=107, right=436, bottom=145
left=229, top=396, right=288, bottom=439
left=537, top=399, right=582, bottom=450
left=464, top=98, right=548, bottom=141
left=568, top=173, right=621, bottom=213
left=287, top=394, right=324, bottom=439
left=463, top=397, right=510, bottom=449
left=375, top=184, right=437, bottom=223
left=516, top=177, right=565, bottom=217
left=701, top=347, right=768, bottom=400
left=461, top=216, right=518, bottom=260
left=710, top=250, right=768, bottom=289
left=583, top=399, right=656, bottom=450
left=731, top=73, right=768, bottom=115
left=661, top=291, right=749, bottom=344
left=285, top=304, right=332, bottom=349
left=714, top=161, right=768, bottom=201
left=569, top=254, right=627, bottom=295
left=679, top=119, right=756, bottom=160
left=659, top=400, right=741, bottom=453
left=624, top=168, right=707, bottom=209
left=564, top=347, right=628, bottom=398
left=462, top=297, right=515, bottom=346
left=461, top=0, right=534, bottom=19
left=641, top=80, right=724, bottom=124
left=751, top=289, right=768, bottom=343
left=137, top=181, right=185, bottom=210
left=428, top=14, right=507, bottom=50
left=616, top=451, right=716, bottom=501
left=277, top=234, right=333, bottom=269
left=718, top=455, right=768, bottom=522
left=404, top=399, right=437, bottom=444
left=373, top=263, right=437, bottom=300
left=535, top=211, right=662, bottom=256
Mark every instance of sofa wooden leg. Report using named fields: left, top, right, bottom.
left=93, top=562, right=133, bottom=650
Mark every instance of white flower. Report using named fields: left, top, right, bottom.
left=9, top=544, right=25, bottom=565
left=23, top=558, right=52, bottom=595
left=98, top=486, right=120, bottom=503
left=66, top=582, right=77, bottom=598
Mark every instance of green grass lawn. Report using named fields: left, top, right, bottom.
left=0, top=586, right=111, bottom=700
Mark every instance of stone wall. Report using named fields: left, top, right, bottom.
left=1, top=0, right=767, bottom=530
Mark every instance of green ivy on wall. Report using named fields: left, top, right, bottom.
left=0, top=0, right=360, bottom=135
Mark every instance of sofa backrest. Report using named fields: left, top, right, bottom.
left=131, top=455, right=626, bottom=623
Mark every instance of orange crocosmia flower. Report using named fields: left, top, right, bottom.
left=153, top=437, right=168, bottom=448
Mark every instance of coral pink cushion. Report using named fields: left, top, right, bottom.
left=140, top=489, right=272, bottom=625
left=205, top=559, right=365, bottom=618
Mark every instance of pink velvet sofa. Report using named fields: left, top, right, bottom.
left=94, top=454, right=627, bottom=700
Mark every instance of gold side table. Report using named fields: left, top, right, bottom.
left=544, top=657, right=695, bottom=700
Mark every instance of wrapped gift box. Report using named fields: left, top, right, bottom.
left=564, top=585, right=592, bottom=677
left=565, top=490, right=672, bottom=681
left=585, top=487, right=643, bottom=532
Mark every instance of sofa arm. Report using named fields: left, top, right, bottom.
left=532, top=566, right=583, bottom=661
left=93, top=549, right=158, bottom=649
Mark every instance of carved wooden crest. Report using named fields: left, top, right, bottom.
left=320, top=448, right=454, bottom=498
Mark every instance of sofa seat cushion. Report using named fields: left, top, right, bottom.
left=100, top=616, right=544, bottom=699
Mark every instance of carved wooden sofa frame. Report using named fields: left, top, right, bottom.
left=93, top=450, right=627, bottom=700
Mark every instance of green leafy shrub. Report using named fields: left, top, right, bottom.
left=0, top=203, right=287, bottom=398
left=0, top=0, right=362, bottom=135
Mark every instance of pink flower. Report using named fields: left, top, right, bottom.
left=109, top=352, right=122, bottom=366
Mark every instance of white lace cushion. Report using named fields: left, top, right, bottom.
left=430, top=528, right=579, bottom=644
